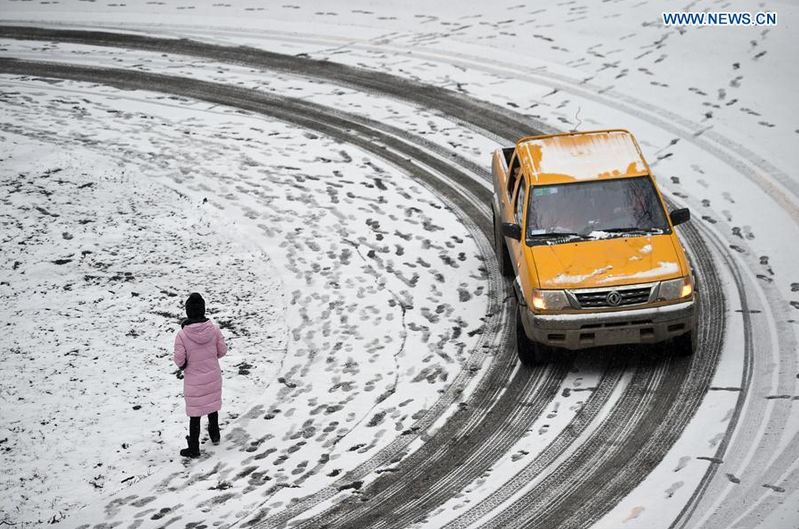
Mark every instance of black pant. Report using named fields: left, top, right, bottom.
left=189, top=411, right=219, bottom=441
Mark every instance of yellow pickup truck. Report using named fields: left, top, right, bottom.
left=491, top=130, right=697, bottom=364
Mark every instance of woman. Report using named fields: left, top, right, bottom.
left=173, top=292, right=227, bottom=458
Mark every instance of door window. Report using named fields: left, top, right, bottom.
left=507, top=155, right=521, bottom=197
left=514, top=176, right=527, bottom=227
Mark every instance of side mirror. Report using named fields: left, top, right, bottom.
left=502, top=222, right=522, bottom=241
left=670, top=208, right=690, bottom=226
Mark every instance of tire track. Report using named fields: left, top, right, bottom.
left=306, top=220, right=719, bottom=528
left=219, top=63, right=724, bottom=529
left=486, top=360, right=672, bottom=528
left=442, top=198, right=728, bottom=529
left=0, top=26, right=537, bottom=142
left=526, top=211, right=726, bottom=529
left=664, top=194, right=796, bottom=529
left=0, top=37, right=728, bottom=528
left=459, top=204, right=724, bottom=529
left=295, top=361, right=569, bottom=529
left=441, top=364, right=627, bottom=528
left=0, top=55, right=579, bottom=529
left=0, top=58, right=547, bottom=527
left=669, top=213, right=754, bottom=529
left=3, top=24, right=794, bottom=228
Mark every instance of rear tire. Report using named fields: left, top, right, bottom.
left=494, top=212, right=514, bottom=278
left=516, top=304, right=550, bottom=366
left=673, top=329, right=697, bottom=357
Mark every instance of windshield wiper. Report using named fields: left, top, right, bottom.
left=528, top=231, right=586, bottom=239
left=601, top=227, right=664, bottom=235
left=527, top=232, right=591, bottom=245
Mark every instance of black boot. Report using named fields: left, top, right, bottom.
left=208, top=411, right=220, bottom=445
left=180, top=435, right=200, bottom=458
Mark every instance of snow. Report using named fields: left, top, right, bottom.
left=521, top=130, right=647, bottom=182
left=423, top=364, right=631, bottom=527
left=596, top=261, right=680, bottom=285
left=1, top=0, right=797, bottom=527
left=1, top=134, right=289, bottom=523
left=548, top=264, right=614, bottom=286
left=544, top=260, right=679, bottom=287
left=0, top=79, right=488, bottom=525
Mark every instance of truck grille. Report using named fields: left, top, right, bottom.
left=573, top=286, right=652, bottom=309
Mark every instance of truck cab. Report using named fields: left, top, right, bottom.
left=491, top=130, right=697, bottom=364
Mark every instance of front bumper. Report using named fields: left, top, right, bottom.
left=520, top=300, right=696, bottom=350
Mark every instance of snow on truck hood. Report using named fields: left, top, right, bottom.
left=530, top=235, right=684, bottom=289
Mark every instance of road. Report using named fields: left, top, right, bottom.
left=1, top=13, right=796, bottom=529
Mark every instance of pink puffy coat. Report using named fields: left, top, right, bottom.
left=173, top=320, right=227, bottom=417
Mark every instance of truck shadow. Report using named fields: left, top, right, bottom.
left=541, top=341, right=692, bottom=374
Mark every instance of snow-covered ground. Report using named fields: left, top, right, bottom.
left=1, top=0, right=797, bottom=527
left=1, top=75, right=489, bottom=525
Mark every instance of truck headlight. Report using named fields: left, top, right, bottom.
left=659, top=276, right=694, bottom=301
left=531, top=289, right=572, bottom=311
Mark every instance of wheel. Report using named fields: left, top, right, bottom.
left=673, top=329, right=697, bottom=357
left=516, top=304, right=550, bottom=366
left=493, top=212, right=514, bottom=278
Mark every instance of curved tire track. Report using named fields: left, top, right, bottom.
left=480, top=206, right=726, bottom=528
left=0, top=57, right=537, bottom=526
left=669, top=216, right=755, bottom=529
left=0, top=34, right=729, bottom=529
left=0, top=26, right=538, bottom=142
left=294, top=362, right=569, bottom=529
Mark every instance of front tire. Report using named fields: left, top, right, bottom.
left=516, top=304, right=550, bottom=366
left=673, top=329, right=697, bottom=357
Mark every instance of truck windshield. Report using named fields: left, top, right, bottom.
left=526, top=176, right=670, bottom=244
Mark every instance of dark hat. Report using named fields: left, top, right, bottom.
left=185, top=292, right=206, bottom=319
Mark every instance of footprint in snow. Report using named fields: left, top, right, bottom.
left=726, top=473, right=741, bottom=484
left=673, top=456, right=691, bottom=472
left=665, top=481, right=684, bottom=498
left=538, top=424, right=550, bottom=435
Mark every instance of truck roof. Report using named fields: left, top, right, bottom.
left=515, top=129, right=650, bottom=186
